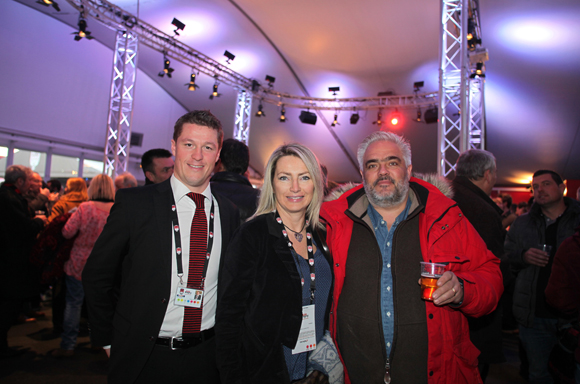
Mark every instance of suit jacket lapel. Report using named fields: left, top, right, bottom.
left=153, top=180, right=173, bottom=285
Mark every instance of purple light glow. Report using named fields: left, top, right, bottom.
left=497, top=13, right=580, bottom=61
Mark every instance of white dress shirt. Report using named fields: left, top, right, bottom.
left=158, top=175, right=222, bottom=336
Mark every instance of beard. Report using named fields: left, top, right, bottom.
left=364, top=173, right=410, bottom=208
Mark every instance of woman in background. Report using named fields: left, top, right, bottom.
left=48, top=177, right=88, bottom=222
left=52, top=174, right=115, bottom=357
left=216, top=143, right=336, bottom=383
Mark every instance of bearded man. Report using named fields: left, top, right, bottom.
left=320, top=131, right=503, bottom=384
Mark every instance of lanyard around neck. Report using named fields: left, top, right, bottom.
left=170, top=193, right=215, bottom=288
left=275, top=211, right=316, bottom=304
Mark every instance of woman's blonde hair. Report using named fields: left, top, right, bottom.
left=88, top=174, right=115, bottom=201
left=251, top=143, right=324, bottom=229
left=66, top=177, right=88, bottom=201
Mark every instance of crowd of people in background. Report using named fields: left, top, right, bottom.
left=1, top=109, right=579, bottom=384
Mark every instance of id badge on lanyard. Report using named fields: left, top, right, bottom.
left=174, top=287, right=203, bottom=308
left=292, top=304, right=317, bottom=354
left=170, top=194, right=214, bottom=310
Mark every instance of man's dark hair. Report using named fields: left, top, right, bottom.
left=533, top=169, right=563, bottom=185
left=501, top=193, right=512, bottom=208
left=173, top=110, right=223, bottom=148
left=47, top=179, right=61, bottom=193
left=219, top=139, right=250, bottom=175
left=4, top=164, right=30, bottom=184
left=141, top=148, right=173, bottom=177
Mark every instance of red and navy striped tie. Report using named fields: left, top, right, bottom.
left=183, top=192, right=206, bottom=335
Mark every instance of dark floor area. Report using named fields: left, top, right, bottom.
left=1, top=301, right=528, bottom=383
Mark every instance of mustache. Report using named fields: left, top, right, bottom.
left=373, top=175, right=396, bottom=188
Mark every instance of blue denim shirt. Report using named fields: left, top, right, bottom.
left=367, top=197, right=411, bottom=356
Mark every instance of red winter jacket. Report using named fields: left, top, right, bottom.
left=320, top=178, right=503, bottom=384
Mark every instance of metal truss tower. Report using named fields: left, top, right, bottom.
left=438, top=0, right=486, bottom=178
left=233, top=89, right=253, bottom=145
left=103, top=31, right=138, bottom=177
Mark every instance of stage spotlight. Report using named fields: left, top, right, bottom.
left=424, top=106, right=438, bottom=124
left=158, top=56, right=174, bottom=78
left=36, top=0, right=60, bottom=12
left=255, top=102, right=265, bottom=117
left=279, top=106, right=286, bottom=123
left=416, top=107, right=422, bottom=122
left=185, top=73, right=199, bottom=91
left=209, top=82, right=220, bottom=100
left=413, top=81, right=424, bottom=93
left=331, top=114, right=339, bottom=127
left=73, top=15, right=94, bottom=41
left=470, top=62, right=485, bottom=79
left=372, top=111, right=383, bottom=126
left=224, top=50, right=235, bottom=64
left=390, top=109, right=401, bottom=126
left=265, top=75, right=276, bottom=87
left=350, top=113, right=360, bottom=125
left=171, top=18, right=185, bottom=36
left=299, top=111, right=317, bottom=125
left=329, top=87, right=340, bottom=96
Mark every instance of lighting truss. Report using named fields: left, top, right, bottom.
left=63, top=0, right=438, bottom=112
left=233, top=89, right=252, bottom=145
left=468, top=77, right=485, bottom=149
left=103, top=30, right=138, bottom=177
left=438, top=0, right=484, bottom=179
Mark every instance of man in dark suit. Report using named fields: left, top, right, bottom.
left=82, top=110, right=239, bottom=383
left=451, top=149, right=507, bottom=382
left=210, top=138, right=259, bottom=222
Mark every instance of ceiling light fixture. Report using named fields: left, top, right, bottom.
left=185, top=72, right=199, bottom=91
left=209, top=81, right=220, bottom=100
left=329, top=86, right=340, bottom=96
left=265, top=75, right=276, bottom=88
left=279, top=106, right=286, bottom=123
left=73, top=13, right=94, bottom=41
left=372, top=110, right=383, bottom=126
left=390, top=109, right=401, bottom=126
left=224, top=50, right=235, bottom=64
left=413, top=81, right=424, bottom=93
left=299, top=110, right=317, bottom=125
left=158, top=55, right=174, bottom=78
left=415, top=107, right=422, bottom=122
left=331, top=113, right=339, bottom=127
left=350, top=112, right=360, bottom=125
left=36, top=0, right=60, bottom=12
left=171, top=18, right=185, bottom=36
left=255, top=102, right=265, bottom=117
left=470, top=62, right=485, bottom=79
left=424, top=106, right=438, bottom=124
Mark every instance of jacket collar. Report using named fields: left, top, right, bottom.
left=210, top=171, right=253, bottom=187
left=453, top=176, right=503, bottom=216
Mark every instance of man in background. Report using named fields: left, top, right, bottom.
left=114, top=172, right=138, bottom=190
left=141, top=148, right=174, bottom=185
left=451, top=149, right=507, bottom=381
left=210, top=138, right=259, bottom=222
left=506, top=169, right=580, bottom=383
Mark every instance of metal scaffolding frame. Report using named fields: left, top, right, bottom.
left=63, top=0, right=488, bottom=176
left=468, top=77, right=485, bottom=149
left=438, top=0, right=486, bottom=178
left=103, top=30, right=138, bottom=177
left=234, top=89, right=253, bottom=145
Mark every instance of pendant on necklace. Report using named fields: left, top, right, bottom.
left=294, top=232, right=303, bottom=242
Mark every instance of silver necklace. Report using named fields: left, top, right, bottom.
left=284, top=222, right=307, bottom=242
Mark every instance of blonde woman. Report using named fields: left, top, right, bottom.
left=216, top=144, right=335, bottom=383
left=52, top=174, right=115, bottom=357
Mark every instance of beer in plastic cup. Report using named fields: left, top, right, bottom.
left=420, top=262, right=446, bottom=301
